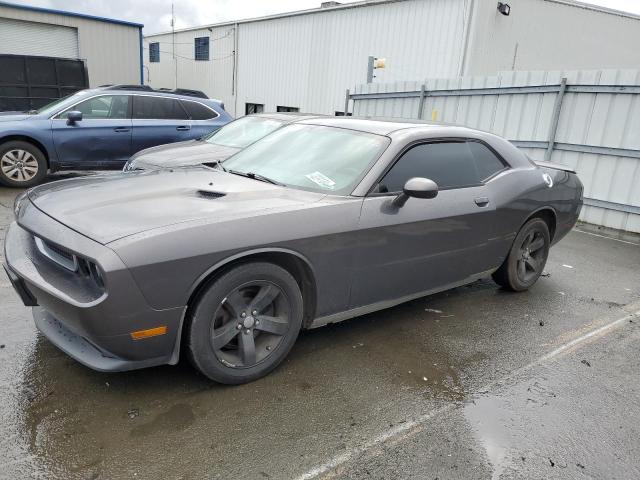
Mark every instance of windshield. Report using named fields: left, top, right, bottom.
left=34, top=91, right=91, bottom=115
left=222, top=124, right=390, bottom=195
left=203, top=116, right=284, bottom=148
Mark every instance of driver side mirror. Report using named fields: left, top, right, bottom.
left=392, top=177, right=439, bottom=208
left=66, top=111, right=83, bottom=125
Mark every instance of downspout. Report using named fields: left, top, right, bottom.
left=139, top=27, right=144, bottom=85
left=233, top=22, right=239, bottom=116
left=458, top=0, right=475, bottom=77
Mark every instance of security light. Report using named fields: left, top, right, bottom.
left=497, top=2, right=511, bottom=16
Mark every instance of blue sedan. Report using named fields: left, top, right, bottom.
left=0, top=85, right=232, bottom=187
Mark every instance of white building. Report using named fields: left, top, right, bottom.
left=144, top=0, right=640, bottom=117
left=0, top=1, right=143, bottom=87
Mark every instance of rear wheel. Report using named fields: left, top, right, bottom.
left=186, top=262, right=303, bottom=384
left=492, top=218, right=550, bottom=291
left=0, top=141, right=47, bottom=187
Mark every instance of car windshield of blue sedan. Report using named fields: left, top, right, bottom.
left=203, top=116, right=284, bottom=148
left=222, top=124, right=389, bottom=194
left=34, top=90, right=92, bottom=115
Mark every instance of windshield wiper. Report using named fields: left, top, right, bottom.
left=227, top=169, right=283, bottom=186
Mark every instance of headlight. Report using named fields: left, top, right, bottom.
left=13, top=191, right=28, bottom=219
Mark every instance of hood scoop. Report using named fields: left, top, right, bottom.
left=197, top=189, right=225, bottom=199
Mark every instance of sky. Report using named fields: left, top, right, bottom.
left=8, top=0, right=640, bottom=34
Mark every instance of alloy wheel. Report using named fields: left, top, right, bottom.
left=1, top=149, right=39, bottom=182
left=211, top=281, right=291, bottom=368
left=516, top=229, right=546, bottom=283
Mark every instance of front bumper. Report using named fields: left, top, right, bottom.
left=4, top=203, right=185, bottom=372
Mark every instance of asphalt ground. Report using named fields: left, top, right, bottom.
left=1, top=178, right=639, bottom=480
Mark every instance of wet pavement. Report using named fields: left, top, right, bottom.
left=1, top=180, right=639, bottom=480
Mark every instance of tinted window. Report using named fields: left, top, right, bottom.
left=379, top=142, right=482, bottom=192
left=468, top=141, right=506, bottom=180
left=59, top=95, right=130, bottom=119
left=133, top=96, right=188, bottom=120
left=245, top=103, right=264, bottom=115
left=181, top=100, right=217, bottom=120
left=276, top=106, right=299, bottom=112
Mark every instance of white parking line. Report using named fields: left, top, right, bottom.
left=295, top=310, right=640, bottom=480
left=573, top=229, right=639, bottom=246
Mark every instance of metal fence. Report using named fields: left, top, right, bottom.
left=347, top=69, right=640, bottom=233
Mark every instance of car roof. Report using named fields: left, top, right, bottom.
left=297, top=116, right=448, bottom=136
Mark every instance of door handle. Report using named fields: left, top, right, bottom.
left=113, top=127, right=130, bottom=133
left=176, top=126, right=191, bottom=131
left=474, top=196, right=490, bottom=207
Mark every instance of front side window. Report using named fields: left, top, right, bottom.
left=181, top=100, right=217, bottom=120
left=132, top=96, right=188, bottom=120
left=377, top=141, right=507, bottom=193
left=194, top=37, right=210, bottom=61
left=58, top=95, right=130, bottom=119
left=203, top=116, right=284, bottom=148
left=223, top=124, right=389, bottom=195
left=149, top=42, right=160, bottom=62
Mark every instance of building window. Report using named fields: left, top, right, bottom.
left=245, top=103, right=264, bottom=115
left=194, top=37, right=210, bottom=61
left=149, top=42, right=160, bottom=63
left=277, top=106, right=299, bottom=112
left=334, top=111, right=353, bottom=116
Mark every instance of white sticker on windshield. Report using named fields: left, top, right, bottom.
left=305, top=171, right=336, bottom=189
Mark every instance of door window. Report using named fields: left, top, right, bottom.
left=132, top=96, right=188, bottom=120
left=58, top=95, right=130, bottom=119
left=377, top=141, right=506, bottom=193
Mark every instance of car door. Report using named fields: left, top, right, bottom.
left=131, top=95, right=193, bottom=153
left=51, top=94, right=132, bottom=168
left=350, top=139, right=507, bottom=308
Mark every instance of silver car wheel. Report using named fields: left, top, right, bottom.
left=1, top=149, right=39, bottom=182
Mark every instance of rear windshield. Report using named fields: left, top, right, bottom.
left=203, top=116, right=284, bottom=148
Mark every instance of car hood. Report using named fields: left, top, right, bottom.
left=27, top=168, right=325, bottom=244
left=132, top=140, right=241, bottom=169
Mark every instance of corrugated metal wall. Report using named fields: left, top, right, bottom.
left=145, top=0, right=469, bottom=117
left=351, top=69, right=640, bottom=233
left=0, top=17, right=78, bottom=58
left=0, top=5, right=140, bottom=87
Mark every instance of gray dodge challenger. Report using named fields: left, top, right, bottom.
left=4, top=117, right=583, bottom=384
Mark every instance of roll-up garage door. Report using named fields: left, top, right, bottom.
left=0, top=17, right=79, bottom=59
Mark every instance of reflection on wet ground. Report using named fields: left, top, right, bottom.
left=1, top=182, right=639, bottom=479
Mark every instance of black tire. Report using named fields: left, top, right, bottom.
left=0, top=140, right=47, bottom=187
left=492, top=218, right=551, bottom=292
left=186, top=262, right=303, bottom=384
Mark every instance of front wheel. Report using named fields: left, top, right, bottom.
left=0, top=141, right=47, bottom=187
left=186, top=262, right=304, bottom=384
left=492, top=218, right=550, bottom=291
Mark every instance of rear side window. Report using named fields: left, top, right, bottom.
left=467, top=141, right=506, bottom=180
left=133, top=96, right=188, bottom=120
left=181, top=100, right=217, bottom=120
